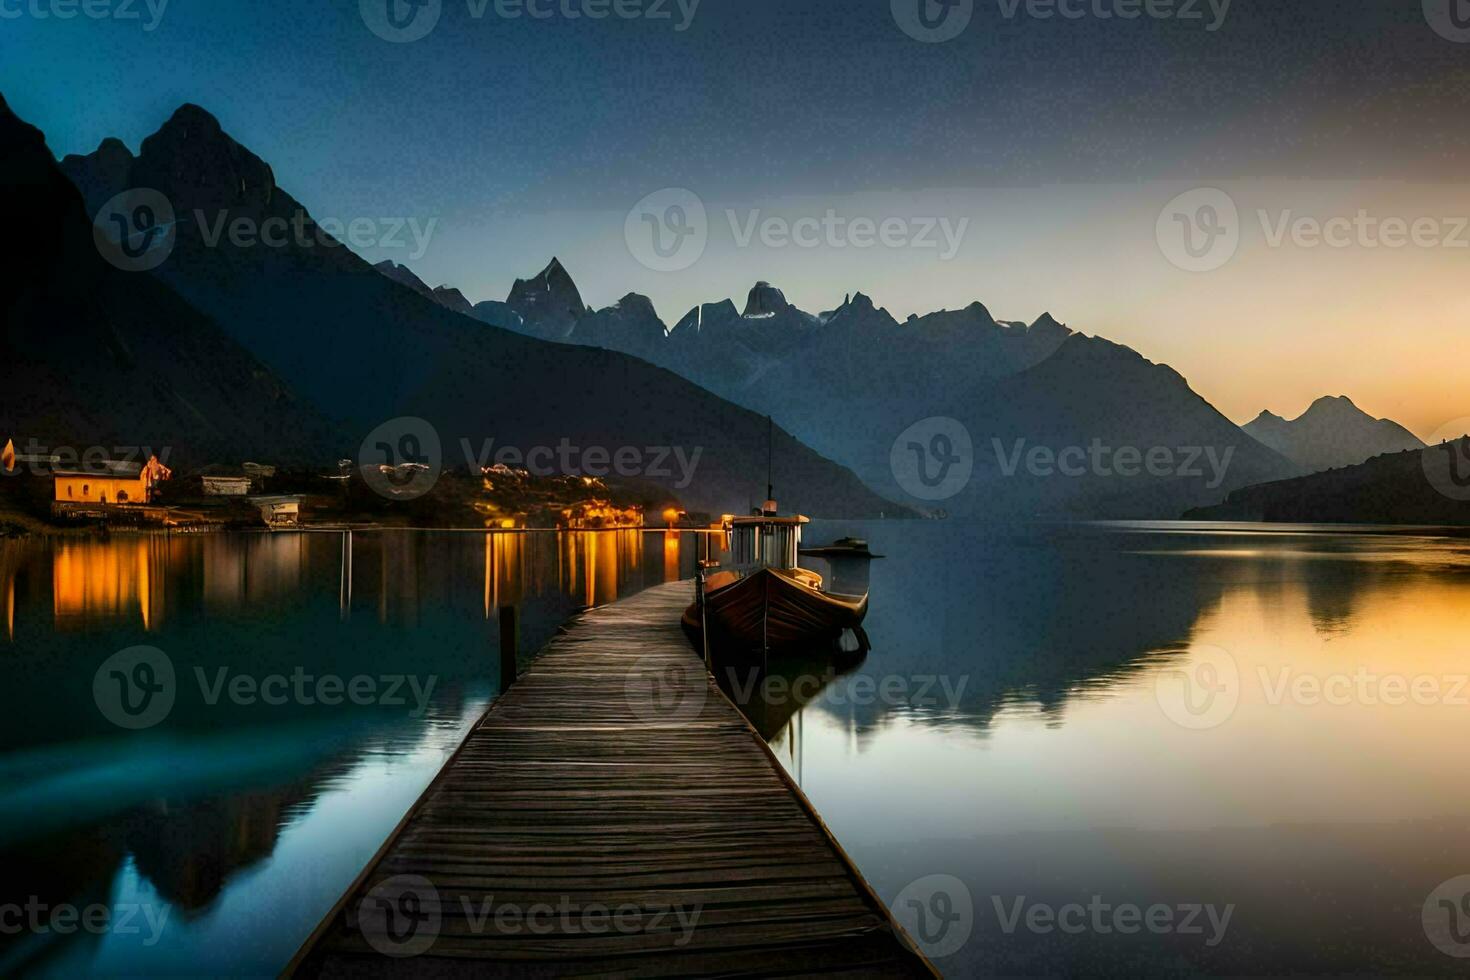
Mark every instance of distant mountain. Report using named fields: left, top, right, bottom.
left=56, top=103, right=897, bottom=517
left=373, top=260, right=474, bottom=316
left=1185, top=438, right=1470, bottom=525
left=0, top=95, right=337, bottom=466
left=1242, top=396, right=1425, bottom=473
left=504, top=257, right=589, bottom=341
left=445, top=260, right=1297, bottom=519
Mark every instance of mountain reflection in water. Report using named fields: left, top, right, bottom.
left=767, top=521, right=1470, bottom=977
left=0, top=529, right=704, bottom=978
left=6, top=522, right=1470, bottom=977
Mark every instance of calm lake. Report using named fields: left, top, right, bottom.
left=0, top=529, right=703, bottom=977
left=3, top=523, right=1469, bottom=976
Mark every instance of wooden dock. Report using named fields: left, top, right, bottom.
left=289, top=580, right=935, bottom=978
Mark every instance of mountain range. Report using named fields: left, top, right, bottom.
left=1242, top=396, right=1425, bottom=474
left=43, top=101, right=897, bottom=518
left=423, top=260, right=1302, bottom=518
left=21, top=94, right=1443, bottom=523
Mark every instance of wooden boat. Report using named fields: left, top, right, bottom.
left=683, top=509, right=870, bottom=657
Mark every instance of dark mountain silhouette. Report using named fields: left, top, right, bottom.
left=0, top=95, right=336, bottom=465
left=373, top=260, right=476, bottom=317
left=1185, top=437, right=1470, bottom=525
left=56, top=103, right=897, bottom=517
left=1242, top=395, right=1425, bottom=473
left=442, top=260, right=1297, bottom=518
left=374, top=258, right=434, bottom=298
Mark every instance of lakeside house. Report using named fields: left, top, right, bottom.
left=197, top=463, right=278, bottom=496
left=198, top=464, right=255, bottom=496
left=54, top=456, right=173, bottom=506
left=252, top=495, right=303, bottom=528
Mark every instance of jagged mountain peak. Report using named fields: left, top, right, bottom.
left=965, top=300, right=996, bottom=322
left=743, top=281, right=792, bottom=318
left=431, top=285, right=474, bottom=316
left=505, top=257, right=588, bottom=340
left=164, top=102, right=224, bottom=131
left=375, top=259, right=432, bottom=296
left=1030, top=311, right=1069, bottom=334
left=613, top=292, right=659, bottom=319
left=71, top=136, right=135, bottom=169
left=123, top=103, right=277, bottom=215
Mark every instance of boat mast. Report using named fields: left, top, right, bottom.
left=765, top=416, right=775, bottom=515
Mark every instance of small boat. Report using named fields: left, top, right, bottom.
left=799, top=536, right=885, bottom=559
left=683, top=506, right=870, bottom=657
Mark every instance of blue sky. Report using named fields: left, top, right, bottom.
left=4, top=0, right=1469, bottom=433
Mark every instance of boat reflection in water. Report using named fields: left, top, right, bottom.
left=683, top=506, right=870, bottom=659
left=711, top=642, right=868, bottom=788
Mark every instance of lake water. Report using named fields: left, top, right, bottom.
left=3, top=523, right=1469, bottom=976
left=0, top=529, right=703, bottom=977
left=775, top=520, right=1470, bottom=977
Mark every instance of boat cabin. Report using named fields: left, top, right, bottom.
left=725, top=514, right=809, bottom=571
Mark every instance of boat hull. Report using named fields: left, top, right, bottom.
left=683, top=567, right=868, bottom=656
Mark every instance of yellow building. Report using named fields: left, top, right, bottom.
left=54, top=456, right=172, bottom=506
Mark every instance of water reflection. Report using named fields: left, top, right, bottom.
left=52, top=538, right=172, bottom=630
left=0, top=529, right=706, bottom=977
left=777, top=521, right=1470, bottom=977
left=1, top=529, right=698, bottom=639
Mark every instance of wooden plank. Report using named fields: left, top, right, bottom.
left=288, top=581, right=935, bottom=978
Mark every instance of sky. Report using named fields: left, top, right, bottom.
left=3, top=0, right=1469, bottom=437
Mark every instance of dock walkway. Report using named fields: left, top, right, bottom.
left=290, top=580, right=934, bottom=978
